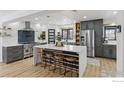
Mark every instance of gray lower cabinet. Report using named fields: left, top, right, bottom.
left=103, top=45, right=116, bottom=59
left=2, top=45, right=24, bottom=63
left=95, top=46, right=103, bottom=57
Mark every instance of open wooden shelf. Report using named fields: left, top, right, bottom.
left=75, top=23, right=80, bottom=45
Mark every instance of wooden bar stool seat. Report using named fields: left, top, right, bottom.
left=53, top=51, right=64, bottom=74
left=64, top=57, right=77, bottom=62
left=64, top=55, right=79, bottom=77
left=41, top=49, right=54, bottom=70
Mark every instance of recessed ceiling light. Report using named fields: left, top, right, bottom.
left=10, top=22, right=19, bottom=26
left=36, top=23, right=41, bottom=27
left=35, top=18, right=38, bottom=20
left=111, top=22, right=116, bottom=26
left=73, top=20, right=76, bottom=23
left=83, top=16, right=87, bottom=19
left=113, top=11, right=118, bottom=15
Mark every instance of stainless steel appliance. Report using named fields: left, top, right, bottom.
left=23, top=44, right=33, bottom=58
left=18, top=21, right=34, bottom=58
left=18, top=21, right=35, bottom=44
left=81, top=30, right=95, bottom=57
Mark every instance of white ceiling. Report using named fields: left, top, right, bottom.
left=0, top=10, right=41, bottom=23
left=2, top=10, right=122, bottom=26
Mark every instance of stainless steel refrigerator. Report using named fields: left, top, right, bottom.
left=81, top=30, right=95, bottom=57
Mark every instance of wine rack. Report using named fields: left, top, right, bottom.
left=75, top=23, right=80, bottom=45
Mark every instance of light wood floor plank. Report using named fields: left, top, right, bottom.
left=0, top=57, right=116, bottom=77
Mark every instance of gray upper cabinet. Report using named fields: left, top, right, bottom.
left=81, top=21, right=94, bottom=30
left=94, top=19, right=103, bottom=57
left=81, top=21, right=87, bottom=30
left=87, top=21, right=94, bottom=29
left=80, top=19, right=103, bottom=57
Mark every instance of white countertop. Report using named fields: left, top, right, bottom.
left=103, top=40, right=117, bottom=45
left=34, top=44, right=86, bottom=53
left=103, top=43, right=116, bottom=45
left=2, top=44, right=23, bottom=47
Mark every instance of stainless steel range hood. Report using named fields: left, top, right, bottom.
left=22, top=21, right=34, bottom=31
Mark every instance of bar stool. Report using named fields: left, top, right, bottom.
left=53, top=51, right=64, bottom=74
left=42, top=49, right=54, bottom=70
left=64, top=55, right=79, bottom=77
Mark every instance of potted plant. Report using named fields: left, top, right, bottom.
left=38, top=32, right=45, bottom=42
left=56, top=32, right=63, bottom=47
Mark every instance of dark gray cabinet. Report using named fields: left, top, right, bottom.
left=103, top=45, right=116, bottom=59
left=81, top=21, right=94, bottom=30
left=80, top=19, right=103, bottom=57
left=2, top=45, right=24, bottom=63
left=94, top=19, right=103, bottom=57
left=87, top=21, right=94, bottom=29
left=81, top=21, right=87, bottom=30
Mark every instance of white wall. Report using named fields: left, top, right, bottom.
left=0, top=36, right=2, bottom=62
left=116, top=11, right=124, bottom=75
left=0, top=23, right=3, bottom=62
left=3, top=22, right=24, bottom=46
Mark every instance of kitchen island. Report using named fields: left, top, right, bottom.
left=33, top=44, right=87, bottom=77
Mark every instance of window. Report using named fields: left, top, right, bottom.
left=62, top=28, right=73, bottom=40
left=104, top=26, right=116, bottom=40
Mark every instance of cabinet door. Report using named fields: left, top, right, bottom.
left=94, top=19, right=103, bottom=57
left=94, top=20, right=103, bottom=46
left=87, top=21, right=94, bottom=29
left=103, top=45, right=110, bottom=58
left=3, top=46, right=23, bottom=63
left=95, top=46, right=103, bottom=57
left=109, top=45, right=116, bottom=59
left=103, top=45, right=116, bottom=59
left=112, top=45, right=116, bottom=58
left=81, top=22, right=88, bottom=30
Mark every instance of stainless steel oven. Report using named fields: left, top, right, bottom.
left=23, top=44, right=33, bottom=58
